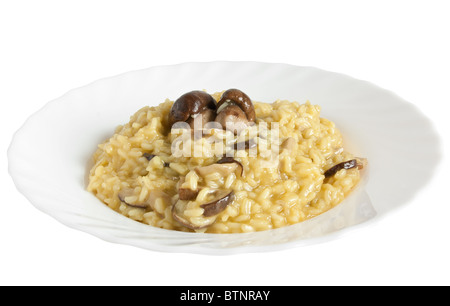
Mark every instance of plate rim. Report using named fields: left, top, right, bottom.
left=9, top=60, right=414, bottom=254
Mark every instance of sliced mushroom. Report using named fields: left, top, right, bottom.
left=195, top=162, right=239, bottom=178
left=324, top=159, right=364, bottom=177
left=169, top=90, right=217, bottom=128
left=178, top=177, right=199, bottom=201
left=147, top=190, right=172, bottom=216
left=172, top=200, right=216, bottom=230
left=172, top=190, right=235, bottom=229
left=200, top=190, right=235, bottom=217
left=118, top=188, right=172, bottom=216
left=216, top=157, right=244, bottom=176
left=118, top=188, right=147, bottom=209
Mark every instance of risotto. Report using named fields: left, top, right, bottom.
left=87, top=89, right=366, bottom=233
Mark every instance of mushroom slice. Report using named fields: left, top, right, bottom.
left=172, top=190, right=235, bottom=230
left=216, top=157, right=244, bottom=176
left=195, top=162, right=239, bottom=178
left=118, top=188, right=147, bottom=208
left=172, top=200, right=216, bottom=230
left=147, top=190, right=172, bottom=216
left=324, top=159, right=368, bottom=177
left=200, top=190, right=235, bottom=217
left=179, top=188, right=199, bottom=201
left=178, top=177, right=199, bottom=201
left=118, top=188, right=171, bottom=216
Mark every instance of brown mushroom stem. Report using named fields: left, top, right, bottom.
left=187, top=108, right=217, bottom=130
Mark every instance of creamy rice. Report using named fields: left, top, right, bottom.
left=87, top=90, right=365, bottom=233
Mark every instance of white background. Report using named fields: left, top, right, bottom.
left=1, top=0, right=449, bottom=285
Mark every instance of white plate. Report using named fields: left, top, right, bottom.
left=8, top=61, right=441, bottom=254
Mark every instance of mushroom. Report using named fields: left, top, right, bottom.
left=217, top=89, right=256, bottom=122
left=118, top=188, right=172, bottom=216
left=118, top=188, right=148, bottom=209
left=324, top=158, right=367, bottom=177
left=172, top=190, right=235, bottom=230
left=214, top=104, right=249, bottom=135
left=216, top=157, right=244, bottom=176
left=195, top=161, right=240, bottom=178
left=200, top=190, right=235, bottom=217
left=186, top=108, right=216, bottom=130
left=215, top=89, right=256, bottom=134
left=168, top=90, right=217, bottom=128
left=178, top=176, right=199, bottom=201
left=172, top=200, right=215, bottom=230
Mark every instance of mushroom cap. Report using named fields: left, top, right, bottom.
left=214, top=104, right=249, bottom=135
left=200, top=190, right=235, bottom=217
left=217, top=89, right=255, bottom=123
left=169, top=90, right=217, bottom=127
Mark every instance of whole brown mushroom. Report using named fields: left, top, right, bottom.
left=215, top=89, right=256, bottom=134
left=168, top=90, right=217, bottom=128
left=214, top=104, right=249, bottom=135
